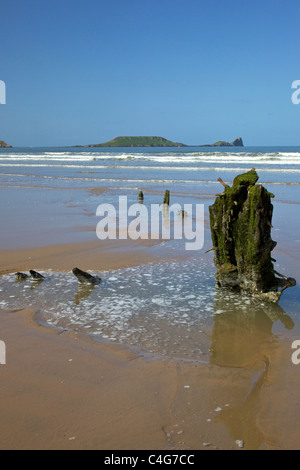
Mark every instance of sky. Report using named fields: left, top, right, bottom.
left=1, top=0, right=300, bottom=147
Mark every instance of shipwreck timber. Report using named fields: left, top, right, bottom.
left=209, top=168, right=296, bottom=302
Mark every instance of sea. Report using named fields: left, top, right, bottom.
left=0, top=145, right=300, bottom=362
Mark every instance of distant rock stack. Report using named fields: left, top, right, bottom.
left=231, top=137, right=243, bottom=147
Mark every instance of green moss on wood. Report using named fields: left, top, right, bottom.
left=209, top=169, right=278, bottom=294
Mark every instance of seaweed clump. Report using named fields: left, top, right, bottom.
left=209, top=168, right=295, bottom=302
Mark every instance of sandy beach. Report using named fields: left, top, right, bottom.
left=3, top=0, right=300, bottom=452
left=0, top=237, right=300, bottom=450
left=1, top=148, right=300, bottom=450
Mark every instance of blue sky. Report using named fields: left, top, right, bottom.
left=1, top=0, right=300, bottom=146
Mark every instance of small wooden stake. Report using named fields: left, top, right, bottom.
left=163, top=190, right=170, bottom=205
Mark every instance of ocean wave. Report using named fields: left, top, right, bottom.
left=1, top=163, right=300, bottom=173
left=1, top=150, right=300, bottom=165
left=1, top=172, right=300, bottom=186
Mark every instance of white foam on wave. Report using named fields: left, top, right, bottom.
left=1, top=151, right=300, bottom=166
left=2, top=163, right=300, bottom=173
left=0, top=152, right=136, bottom=162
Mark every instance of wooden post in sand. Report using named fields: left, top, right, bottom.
left=138, top=191, right=144, bottom=203
left=163, top=190, right=170, bottom=205
left=209, top=169, right=296, bottom=302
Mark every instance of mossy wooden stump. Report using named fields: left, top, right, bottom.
left=209, top=169, right=295, bottom=302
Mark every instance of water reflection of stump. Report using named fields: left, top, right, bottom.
left=210, top=290, right=294, bottom=368
left=30, top=280, right=44, bottom=291
left=210, top=290, right=294, bottom=449
left=74, top=284, right=96, bottom=305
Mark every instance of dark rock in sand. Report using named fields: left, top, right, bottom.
left=29, top=270, right=45, bottom=280
left=72, top=267, right=101, bottom=285
left=15, top=272, right=30, bottom=281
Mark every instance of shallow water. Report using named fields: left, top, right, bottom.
left=2, top=146, right=300, bottom=190
left=1, top=145, right=300, bottom=249
left=0, top=258, right=299, bottom=363
left=0, top=146, right=300, bottom=364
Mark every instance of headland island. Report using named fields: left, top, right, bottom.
left=74, top=136, right=244, bottom=148
left=0, top=136, right=244, bottom=148
left=0, top=139, right=12, bottom=148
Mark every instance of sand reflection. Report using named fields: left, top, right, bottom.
left=210, top=289, right=294, bottom=449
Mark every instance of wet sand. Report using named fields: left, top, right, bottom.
left=1, top=175, right=300, bottom=449
left=1, top=239, right=300, bottom=450
left=0, top=238, right=164, bottom=276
